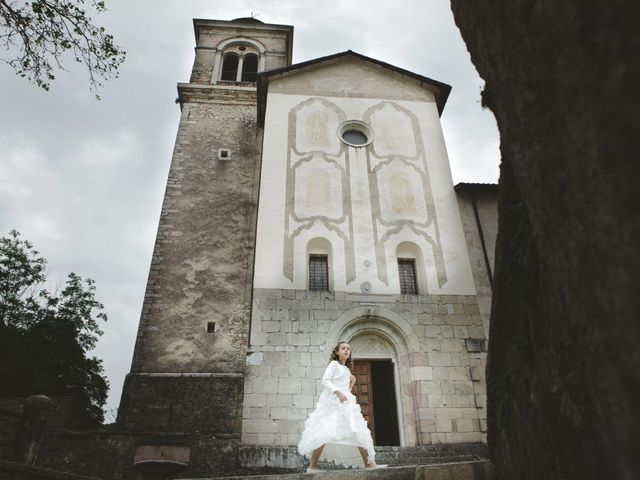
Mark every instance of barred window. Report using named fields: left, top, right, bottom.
left=309, top=255, right=329, bottom=291
left=398, top=258, right=418, bottom=294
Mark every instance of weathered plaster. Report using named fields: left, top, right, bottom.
left=255, top=71, right=475, bottom=294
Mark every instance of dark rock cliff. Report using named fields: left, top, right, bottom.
left=450, top=2, right=639, bottom=479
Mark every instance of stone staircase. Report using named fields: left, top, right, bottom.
left=359, top=444, right=487, bottom=467
left=239, top=443, right=488, bottom=470
left=176, top=460, right=492, bottom=480
left=178, top=444, right=491, bottom=480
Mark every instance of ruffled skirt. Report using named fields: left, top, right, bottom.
left=297, top=390, right=375, bottom=467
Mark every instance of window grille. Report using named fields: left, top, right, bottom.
left=309, top=255, right=329, bottom=291
left=398, top=258, right=418, bottom=294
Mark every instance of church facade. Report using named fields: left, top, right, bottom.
left=118, top=17, right=496, bottom=469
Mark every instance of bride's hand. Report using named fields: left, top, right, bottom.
left=336, top=391, right=348, bottom=403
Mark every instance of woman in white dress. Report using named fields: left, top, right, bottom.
left=297, top=342, right=385, bottom=472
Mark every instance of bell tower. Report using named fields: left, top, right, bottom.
left=117, top=18, right=293, bottom=437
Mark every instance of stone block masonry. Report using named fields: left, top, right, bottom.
left=118, top=373, right=243, bottom=433
left=243, top=289, right=488, bottom=448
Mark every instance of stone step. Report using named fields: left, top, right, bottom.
left=176, top=460, right=492, bottom=480
left=239, top=443, right=488, bottom=469
left=316, top=456, right=482, bottom=470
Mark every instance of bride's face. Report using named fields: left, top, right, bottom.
left=337, top=343, right=351, bottom=363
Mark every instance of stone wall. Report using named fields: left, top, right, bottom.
left=0, top=399, right=22, bottom=461
left=242, top=288, right=488, bottom=448
left=455, top=186, right=498, bottom=337
left=0, top=396, right=243, bottom=479
left=127, top=90, right=259, bottom=377
left=0, top=396, right=100, bottom=464
left=117, top=374, right=243, bottom=433
left=33, top=431, right=241, bottom=479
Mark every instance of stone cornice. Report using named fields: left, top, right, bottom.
left=177, top=82, right=257, bottom=107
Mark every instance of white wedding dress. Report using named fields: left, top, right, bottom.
left=297, top=360, right=375, bottom=467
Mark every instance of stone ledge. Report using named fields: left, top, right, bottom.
left=0, top=461, right=103, bottom=480
left=129, top=372, right=244, bottom=378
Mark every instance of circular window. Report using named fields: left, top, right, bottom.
left=337, top=120, right=374, bottom=148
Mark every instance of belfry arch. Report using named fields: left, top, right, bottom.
left=212, top=37, right=267, bottom=83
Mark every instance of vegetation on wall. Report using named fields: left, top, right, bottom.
left=0, top=230, right=108, bottom=423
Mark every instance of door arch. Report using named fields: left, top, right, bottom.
left=326, top=306, right=419, bottom=446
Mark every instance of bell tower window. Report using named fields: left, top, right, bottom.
left=221, top=53, right=239, bottom=81
left=241, top=54, right=259, bottom=82
left=218, top=45, right=261, bottom=83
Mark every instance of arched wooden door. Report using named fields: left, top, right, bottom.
left=351, top=360, right=376, bottom=442
left=352, top=359, right=400, bottom=446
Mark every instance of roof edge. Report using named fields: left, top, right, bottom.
left=257, top=50, right=452, bottom=126
left=454, top=182, right=499, bottom=194
left=192, top=18, right=294, bottom=49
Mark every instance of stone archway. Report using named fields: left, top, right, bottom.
left=325, top=305, right=419, bottom=354
left=325, top=306, right=419, bottom=446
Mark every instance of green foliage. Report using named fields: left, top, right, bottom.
left=0, top=230, right=108, bottom=423
left=0, top=0, right=126, bottom=97
left=0, top=230, right=47, bottom=329
left=54, top=272, right=106, bottom=351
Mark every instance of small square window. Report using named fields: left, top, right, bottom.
left=309, top=255, right=329, bottom=291
left=218, top=149, right=231, bottom=160
left=207, top=322, right=216, bottom=333
left=398, top=258, right=418, bottom=294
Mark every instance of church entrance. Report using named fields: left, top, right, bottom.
left=352, top=359, right=401, bottom=446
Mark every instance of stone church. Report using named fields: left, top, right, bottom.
left=115, top=16, right=497, bottom=473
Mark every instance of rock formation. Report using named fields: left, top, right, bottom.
left=450, top=2, right=639, bottom=479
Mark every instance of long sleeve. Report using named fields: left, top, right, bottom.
left=321, top=361, right=340, bottom=393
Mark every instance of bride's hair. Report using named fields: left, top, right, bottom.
left=329, top=341, right=353, bottom=369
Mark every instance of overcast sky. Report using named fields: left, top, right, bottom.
left=0, top=0, right=500, bottom=417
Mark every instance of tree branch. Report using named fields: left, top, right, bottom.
left=0, top=0, right=125, bottom=96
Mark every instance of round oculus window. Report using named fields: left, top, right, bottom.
left=337, top=120, right=374, bottom=147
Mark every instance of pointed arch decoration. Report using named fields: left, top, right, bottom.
left=363, top=101, right=448, bottom=289
left=283, top=97, right=356, bottom=285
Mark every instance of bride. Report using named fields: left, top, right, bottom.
left=297, top=342, right=386, bottom=472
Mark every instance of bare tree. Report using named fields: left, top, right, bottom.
left=0, top=0, right=125, bottom=97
